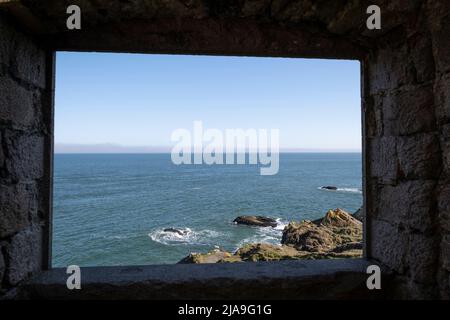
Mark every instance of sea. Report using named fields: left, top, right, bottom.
left=52, top=153, right=362, bottom=267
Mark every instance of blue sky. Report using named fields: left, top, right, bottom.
left=55, top=52, right=361, bottom=152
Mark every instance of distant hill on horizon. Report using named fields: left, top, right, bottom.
left=54, top=143, right=362, bottom=154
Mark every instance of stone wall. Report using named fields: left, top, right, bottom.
left=0, top=13, right=52, bottom=297
left=0, top=0, right=449, bottom=299
left=366, top=0, right=450, bottom=299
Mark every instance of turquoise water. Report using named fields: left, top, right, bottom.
left=52, top=153, right=362, bottom=267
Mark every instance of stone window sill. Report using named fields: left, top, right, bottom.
left=21, top=258, right=386, bottom=299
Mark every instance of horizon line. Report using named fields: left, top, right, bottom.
left=54, top=143, right=361, bottom=154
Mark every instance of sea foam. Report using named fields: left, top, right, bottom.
left=318, top=186, right=362, bottom=194
left=148, top=227, right=220, bottom=246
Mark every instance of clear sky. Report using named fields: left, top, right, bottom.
left=55, top=52, right=361, bottom=152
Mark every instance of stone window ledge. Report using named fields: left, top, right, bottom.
left=20, top=259, right=387, bottom=299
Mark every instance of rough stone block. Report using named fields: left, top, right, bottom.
left=377, top=180, right=435, bottom=232
left=369, top=136, right=398, bottom=184
left=407, top=32, right=435, bottom=83
left=396, top=133, right=441, bottom=179
left=5, top=225, right=42, bottom=286
left=0, top=76, right=40, bottom=129
left=0, top=13, right=46, bottom=88
left=430, top=14, right=450, bottom=74
left=438, top=183, right=450, bottom=232
left=10, top=32, right=46, bottom=89
left=0, top=182, right=37, bottom=238
left=368, top=44, right=413, bottom=94
left=434, top=73, right=450, bottom=124
left=443, top=234, right=450, bottom=271
left=365, top=95, right=383, bottom=138
left=3, top=132, right=45, bottom=181
left=0, top=131, right=4, bottom=168
left=441, top=124, right=450, bottom=178
left=0, top=14, right=13, bottom=67
left=381, top=85, right=436, bottom=136
left=407, top=233, right=438, bottom=284
left=0, top=246, right=5, bottom=288
left=370, top=219, right=408, bottom=273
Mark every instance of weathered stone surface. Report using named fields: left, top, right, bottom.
left=437, top=268, right=450, bottom=299
left=23, top=259, right=377, bottom=300
left=396, top=133, right=441, bottom=179
left=0, top=245, right=5, bottom=288
left=369, top=136, right=398, bottom=184
left=429, top=12, right=450, bottom=74
left=442, top=235, right=450, bottom=271
left=6, top=226, right=42, bottom=286
left=0, top=13, right=46, bottom=88
left=365, top=95, right=383, bottom=138
left=0, top=182, right=38, bottom=238
left=377, top=181, right=435, bottom=232
left=3, top=132, right=45, bottom=181
left=0, top=13, right=13, bottom=67
left=10, top=40, right=45, bottom=89
left=0, top=76, right=40, bottom=129
left=438, top=184, right=450, bottom=232
left=0, top=0, right=450, bottom=300
left=434, top=74, right=450, bottom=124
left=407, top=32, right=435, bottom=84
left=407, top=234, right=438, bottom=284
left=382, top=86, right=436, bottom=136
left=368, top=44, right=412, bottom=94
left=442, top=124, right=450, bottom=177
left=370, top=219, right=408, bottom=273
left=0, top=131, right=4, bottom=168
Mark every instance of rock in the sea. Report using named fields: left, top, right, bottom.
left=282, top=220, right=336, bottom=252
left=179, top=208, right=363, bottom=264
left=352, top=207, right=364, bottom=222
left=321, top=186, right=338, bottom=190
left=234, top=243, right=303, bottom=262
left=163, top=228, right=189, bottom=236
left=282, top=208, right=362, bottom=254
left=233, top=216, right=277, bottom=227
left=178, top=249, right=233, bottom=264
left=320, top=208, right=362, bottom=229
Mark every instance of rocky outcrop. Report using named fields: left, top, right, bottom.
left=233, top=244, right=303, bottom=262
left=233, top=216, right=277, bottom=228
left=282, top=208, right=362, bottom=255
left=178, top=249, right=233, bottom=264
left=179, top=208, right=363, bottom=263
left=352, top=207, right=363, bottom=222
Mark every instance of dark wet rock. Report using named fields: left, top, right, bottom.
left=233, top=216, right=277, bottom=228
left=352, top=207, right=364, bottom=222
left=321, top=186, right=338, bottom=190
left=163, top=228, right=189, bottom=236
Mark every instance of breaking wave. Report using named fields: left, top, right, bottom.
left=318, top=186, right=362, bottom=194
left=235, top=218, right=288, bottom=250
left=148, top=227, right=220, bottom=246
